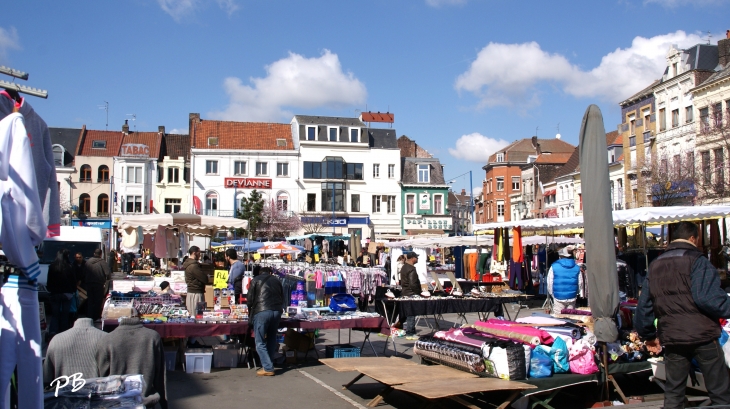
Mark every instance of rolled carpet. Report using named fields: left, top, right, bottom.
left=476, top=320, right=554, bottom=345
left=469, top=324, right=542, bottom=346
left=538, top=326, right=581, bottom=340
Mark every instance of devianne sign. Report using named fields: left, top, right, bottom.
left=224, top=177, right=272, bottom=189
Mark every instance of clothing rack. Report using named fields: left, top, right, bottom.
left=0, top=65, right=48, bottom=99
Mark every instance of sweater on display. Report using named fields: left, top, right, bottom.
left=0, top=112, right=46, bottom=278
left=43, top=318, right=107, bottom=385
left=0, top=92, right=60, bottom=237
left=96, top=317, right=167, bottom=407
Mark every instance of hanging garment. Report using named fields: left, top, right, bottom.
left=0, top=92, right=61, bottom=237
left=166, top=229, right=177, bottom=260
left=142, top=234, right=154, bottom=250
left=502, top=227, right=511, bottom=261
left=469, top=253, right=478, bottom=281
left=322, top=240, right=329, bottom=254
left=495, top=228, right=503, bottom=261
left=304, top=238, right=312, bottom=251
left=508, top=261, right=527, bottom=290
left=512, top=227, right=523, bottom=263
left=154, top=226, right=167, bottom=258
left=0, top=113, right=46, bottom=279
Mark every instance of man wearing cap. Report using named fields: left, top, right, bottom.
left=400, top=252, right=422, bottom=337
left=547, top=245, right=583, bottom=315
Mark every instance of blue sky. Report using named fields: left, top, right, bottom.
left=1, top=0, right=729, bottom=195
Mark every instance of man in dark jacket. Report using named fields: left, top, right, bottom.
left=635, top=221, right=730, bottom=409
left=85, top=249, right=111, bottom=321
left=183, top=246, right=207, bottom=315
left=399, top=252, right=422, bottom=337
left=247, top=266, right=283, bottom=376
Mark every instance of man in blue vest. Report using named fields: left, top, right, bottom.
left=547, top=245, right=583, bottom=315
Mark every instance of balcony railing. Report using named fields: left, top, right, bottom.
left=204, top=210, right=236, bottom=217
left=97, top=212, right=109, bottom=217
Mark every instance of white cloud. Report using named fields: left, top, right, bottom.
left=455, top=30, right=705, bottom=108
left=210, top=50, right=367, bottom=122
left=426, top=0, right=467, bottom=7
left=156, top=0, right=238, bottom=22
left=448, top=132, right=510, bottom=162
left=0, top=26, right=21, bottom=62
left=644, top=0, right=729, bottom=7
left=168, top=128, right=189, bottom=134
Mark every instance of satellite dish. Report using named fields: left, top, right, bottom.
left=555, top=133, right=561, bottom=139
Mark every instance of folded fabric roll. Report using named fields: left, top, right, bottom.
left=470, top=323, right=542, bottom=346
left=556, top=314, right=593, bottom=324
left=478, top=320, right=554, bottom=345
left=434, top=329, right=488, bottom=349
left=539, top=326, right=581, bottom=340
left=516, top=316, right=567, bottom=326
left=561, top=309, right=592, bottom=316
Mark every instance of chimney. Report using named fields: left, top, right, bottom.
left=158, top=126, right=165, bottom=134
left=122, top=120, right=129, bottom=135
left=719, top=30, right=730, bottom=67
left=461, top=188, right=466, bottom=196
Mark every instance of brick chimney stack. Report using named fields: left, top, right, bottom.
left=158, top=126, right=165, bottom=134
left=719, top=29, right=730, bottom=67
left=461, top=188, right=466, bottom=196
left=122, top=119, right=129, bottom=135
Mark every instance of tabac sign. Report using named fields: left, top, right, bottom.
left=224, top=177, right=272, bottom=189
left=120, top=144, right=150, bottom=157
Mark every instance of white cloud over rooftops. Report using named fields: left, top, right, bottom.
left=448, top=132, right=510, bottom=162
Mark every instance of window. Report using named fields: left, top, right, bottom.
left=373, top=164, right=380, bottom=178
left=53, top=145, right=64, bottom=166
left=496, top=153, right=504, bottom=162
left=715, top=148, right=724, bottom=187
left=324, top=157, right=343, bottom=179
left=350, top=128, right=359, bottom=143
left=165, top=198, right=181, bottom=213
left=91, top=140, right=106, bottom=149
left=303, top=161, right=322, bottom=179
left=673, top=155, right=681, bottom=178
left=644, top=109, right=651, bottom=129
left=321, top=182, right=345, bottom=211
left=97, top=165, right=109, bottom=183
left=406, top=195, right=415, bottom=214
left=388, top=164, right=395, bottom=178
left=629, top=116, right=636, bottom=135
left=125, top=195, right=142, bottom=214
left=276, top=192, right=289, bottom=211
left=512, top=177, right=520, bottom=191
left=97, top=194, right=108, bottom=215
left=277, top=162, right=289, bottom=177
left=372, top=195, right=381, bottom=213
left=659, top=108, right=666, bottom=131
left=672, top=62, right=678, bottom=77
left=387, top=195, right=396, bottom=214
left=418, top=164, right=429, bottom=183
left=234, top=161, right=247, bottom=175
left=307, top=193, right=316, bottom=212
left=700, top=107, right=710, bottom=132
left=80, top=165, right=92, bottom=182
left=205, top=160, right=218, bottom=175
left=205, top=192, right=218, bottom=216
left=714, top=103, right=723, bottom=127
left=126, top=166, right=143, bottom=183
left=629, top=136, right=636, bottom=147
left=346, top=163, right=363, bottom=180
left=702, top=151, right=711, bottom=184
left=256, top=162, right=268, bottom=176
left=167, top=167, right=179, bottom=183
left=497, top=202, right=505, bottom=217
left=79, top=194, right=91, bottom=214
left=685, top=106, right=693, bottom=123
left=306, top=126, right=317, bottom=141
left=672, top=109, right=679, bottom=128
left=687, top=152, right=695, bottom=178
left=329, top=127, right=338, bottom=142
left=433, top=195, right=443, bottom=214
left=351, top=194, right=360, bottom=212
left=496, top=177, right=504, bottom=191
left=660, top=158, right=668, bottom=175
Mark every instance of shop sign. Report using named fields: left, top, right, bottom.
left=404, top=217, right=451, bottom=230
left=224, top=177, right=272, bottom=189
left=301, top=216, right=348, bottom=226
left=120, top=144, right=150, bottom=157
left=419, top=193, right=430, bottom=210
left=72, top=219, right=111, bottom=229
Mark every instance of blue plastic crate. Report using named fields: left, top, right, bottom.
left=325, top=344, right=361, bottom=359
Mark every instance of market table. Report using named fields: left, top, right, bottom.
left=377, top=296, right=526, bottom=328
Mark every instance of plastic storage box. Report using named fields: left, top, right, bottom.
left=185, top=348, right=213, bottom=373
left=325, top=344, right=361, bottom=359
left=164, top=348, right=177, bottom=371
left=212, top=344, right=239, bottom=368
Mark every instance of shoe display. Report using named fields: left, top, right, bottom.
left=256, top=369, right=275, bottom=376
left=385, top=289, right=395, bottom=299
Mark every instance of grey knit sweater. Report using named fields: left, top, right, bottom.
left=96, top=317, right=167, bottom=407
left=43, top=318, right=107, bottom=385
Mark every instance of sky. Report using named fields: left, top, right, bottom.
left=2, top=0, right=729, bottom=196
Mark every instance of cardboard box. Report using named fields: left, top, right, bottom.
left=284, top=328, right=313, bottom=353
left=105, top=306, right=136, bottom=319
left=132, top=269, right=151, bottom=276
left=282, top=346, right=297, bottom=364
left=204, top=286, right=215, bottom=308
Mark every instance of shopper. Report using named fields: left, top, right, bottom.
left=159, top=281, right=175, bottom=295
left=85, top=249, right=111, bottom=321
left=46, top=249, right=77, bottom=335
left=400, top=252, right=421, bottom=339
left=547, top=245, right=582, bottom=315
left=225, top=249, right=245, bottom=303
left=72, top=252, right=86, bottom=289
left=43, top=318, right=107, bottom=385
left=247, top=266, right=284, bottom=376
left=107, top=250, right=118, bottom=273
left=183, top=246, right=207, bottom=315
left=635, top=221, right=730, bottom=409
left=97, top=316, right=167, bottom=408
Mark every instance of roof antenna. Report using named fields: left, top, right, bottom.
left=555, top=123, right=561, bottom=139
left=98, top=101, right=108, bottom=131
left=535, top=126, right=539, bottom=137
left=706, top=30, right=712, bottom=45
left=126, top=113, right=137, bottom=132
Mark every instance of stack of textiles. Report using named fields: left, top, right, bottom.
left=471, top=319, right=554, bottom=346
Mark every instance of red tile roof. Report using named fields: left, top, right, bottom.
left=164, top=134, right=190, bottom=160
left=76, top=128, right=125, bottom=157
left=191, top=119, right=292, bottom=150
left=606, top=130, right=619, bottom=146
left=361, top=112, right=395, bottom=123
left=487, top=137, right=575, bottom=163
left=120, top=132, right=163, bottom=159
left=534, top=152, right=573, bottom=164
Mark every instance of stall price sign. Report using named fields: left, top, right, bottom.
left=213, top=270, right=229, bottom=289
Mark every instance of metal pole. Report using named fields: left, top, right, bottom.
left=469, top=170, right=475, bottom=227
left=332, top=183, right=335, bottom=235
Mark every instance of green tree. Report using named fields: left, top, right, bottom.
left=237, top=189, right=265, bottom=237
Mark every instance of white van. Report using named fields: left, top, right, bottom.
left=36, top=226, right=106, bottom=290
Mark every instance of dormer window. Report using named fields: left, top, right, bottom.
left=306, top=126, right=317, bottom=141
left=496, top=153, right=504, bottom=162
left=672, top=62, right=678, bottom=77
left=349, top=128, right=360, bottom=143
left=418, top=164, right=430, bottom=183
left=328, top=126, right=338, bottom=142
left=52, top=144, right=65, bottom=166
left=92, top=140, right=106, bottom=149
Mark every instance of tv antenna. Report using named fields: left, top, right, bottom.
left=706, top=31, right=712, bottom=45
left=535, top=126, right=539, bottom=137
left=126, top=113, right=137, bottom=132
left=556, top=123, right=561, bottom=139
left=98, top=101, right=109, bottom=130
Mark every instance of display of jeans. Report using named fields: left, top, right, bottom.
left=0, top=277, right=43, bottom=409
left=49, top=293, right=72, bottom=334
left=405, top=315, right=416, bottom=335
left=508, top=261, right=527, bottom=290
left=662, top=340, right=730, bottom=409
left=253, top=310, right=282, bottom=372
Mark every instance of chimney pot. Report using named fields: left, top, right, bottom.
left=726, top=29, right=730, bottom=39
left=461, top=188, right=466, bottom=196
left=158, top=126, right=165, bottom=134
left=122, top=120, right=129, bottom=134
